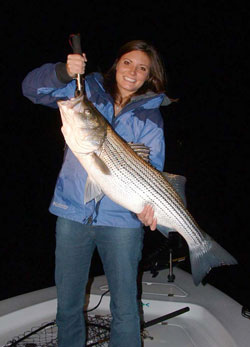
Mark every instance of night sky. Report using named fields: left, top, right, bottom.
left=1, top=1, right=249, bottom=307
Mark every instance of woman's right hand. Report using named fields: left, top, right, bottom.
left=66, top=53, right=87, bottom=78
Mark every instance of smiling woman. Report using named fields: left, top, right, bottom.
left=115, top=50, right=151, bottom=101
left=103, top=40, right=167, bottom=116
left=22, top=39, right=170, bottom=347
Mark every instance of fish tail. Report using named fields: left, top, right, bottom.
left=190, top=233, right=238, bottom=286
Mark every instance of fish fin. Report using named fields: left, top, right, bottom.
left=93, top=153, right=111, bottom=175
left=190, top=233, right=238, bottom=286
left=162, top=172, right=187, bottom=206
left=128, top=142, right=150, bottom=162
left=84, top=177, right=104, bottom=204
left=157, top=224, right=177, bottom=238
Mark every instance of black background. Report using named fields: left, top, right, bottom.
left=1, top=1, right=249, bottom=306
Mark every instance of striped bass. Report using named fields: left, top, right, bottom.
left=58, top=95, right=237, bottom=285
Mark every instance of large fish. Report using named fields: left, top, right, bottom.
left=58, top=95, right=237, bottom=285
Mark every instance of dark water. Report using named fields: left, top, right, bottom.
left=1, top=1, right=249, bottom=309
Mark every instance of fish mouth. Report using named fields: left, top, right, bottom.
left=57, top=95, right=84, bottom=111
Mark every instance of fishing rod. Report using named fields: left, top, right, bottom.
left=69, top=33, right=85, bottom=97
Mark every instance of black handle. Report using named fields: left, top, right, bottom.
left=71, top=33, right=82, bottom=54
left=69, top=33, right=84, bottom=97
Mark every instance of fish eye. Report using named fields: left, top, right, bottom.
left=84, top=109, right=91, bottom=115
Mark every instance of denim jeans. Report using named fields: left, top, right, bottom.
left=55, top=217, right=144, bottom=347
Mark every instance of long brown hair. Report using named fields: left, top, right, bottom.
left=103, top=40, right=167, bottom=105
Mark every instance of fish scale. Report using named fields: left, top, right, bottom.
left=100, top=128, right=210, bottom=249
left=98, top=125, right=221, bottom=250
left=58, top=95, right=238, bottom=285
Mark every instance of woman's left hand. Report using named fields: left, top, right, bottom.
left=137, top=205, right=157, bottom=231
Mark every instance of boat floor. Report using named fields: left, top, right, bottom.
left=0, top=268, right=249, bottom=346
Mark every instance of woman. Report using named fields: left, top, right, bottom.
left=22, top=40, right=171, bottom=347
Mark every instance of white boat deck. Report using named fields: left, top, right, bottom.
left=0, top=268, right=249, bottom=346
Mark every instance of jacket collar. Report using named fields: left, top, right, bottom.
left=131, top=91, right=171, bottom=106
left=87, top=72, right=171, bottom=108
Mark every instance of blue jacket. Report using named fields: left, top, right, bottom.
left=22, top=63, right=170, bottom=228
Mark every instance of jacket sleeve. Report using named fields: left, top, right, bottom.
left=137, top=109, right=165, bottom=171
left=22, top=63, right=75, bottom=108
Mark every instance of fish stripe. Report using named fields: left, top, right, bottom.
left=101, top=128, right=204, bottom=245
